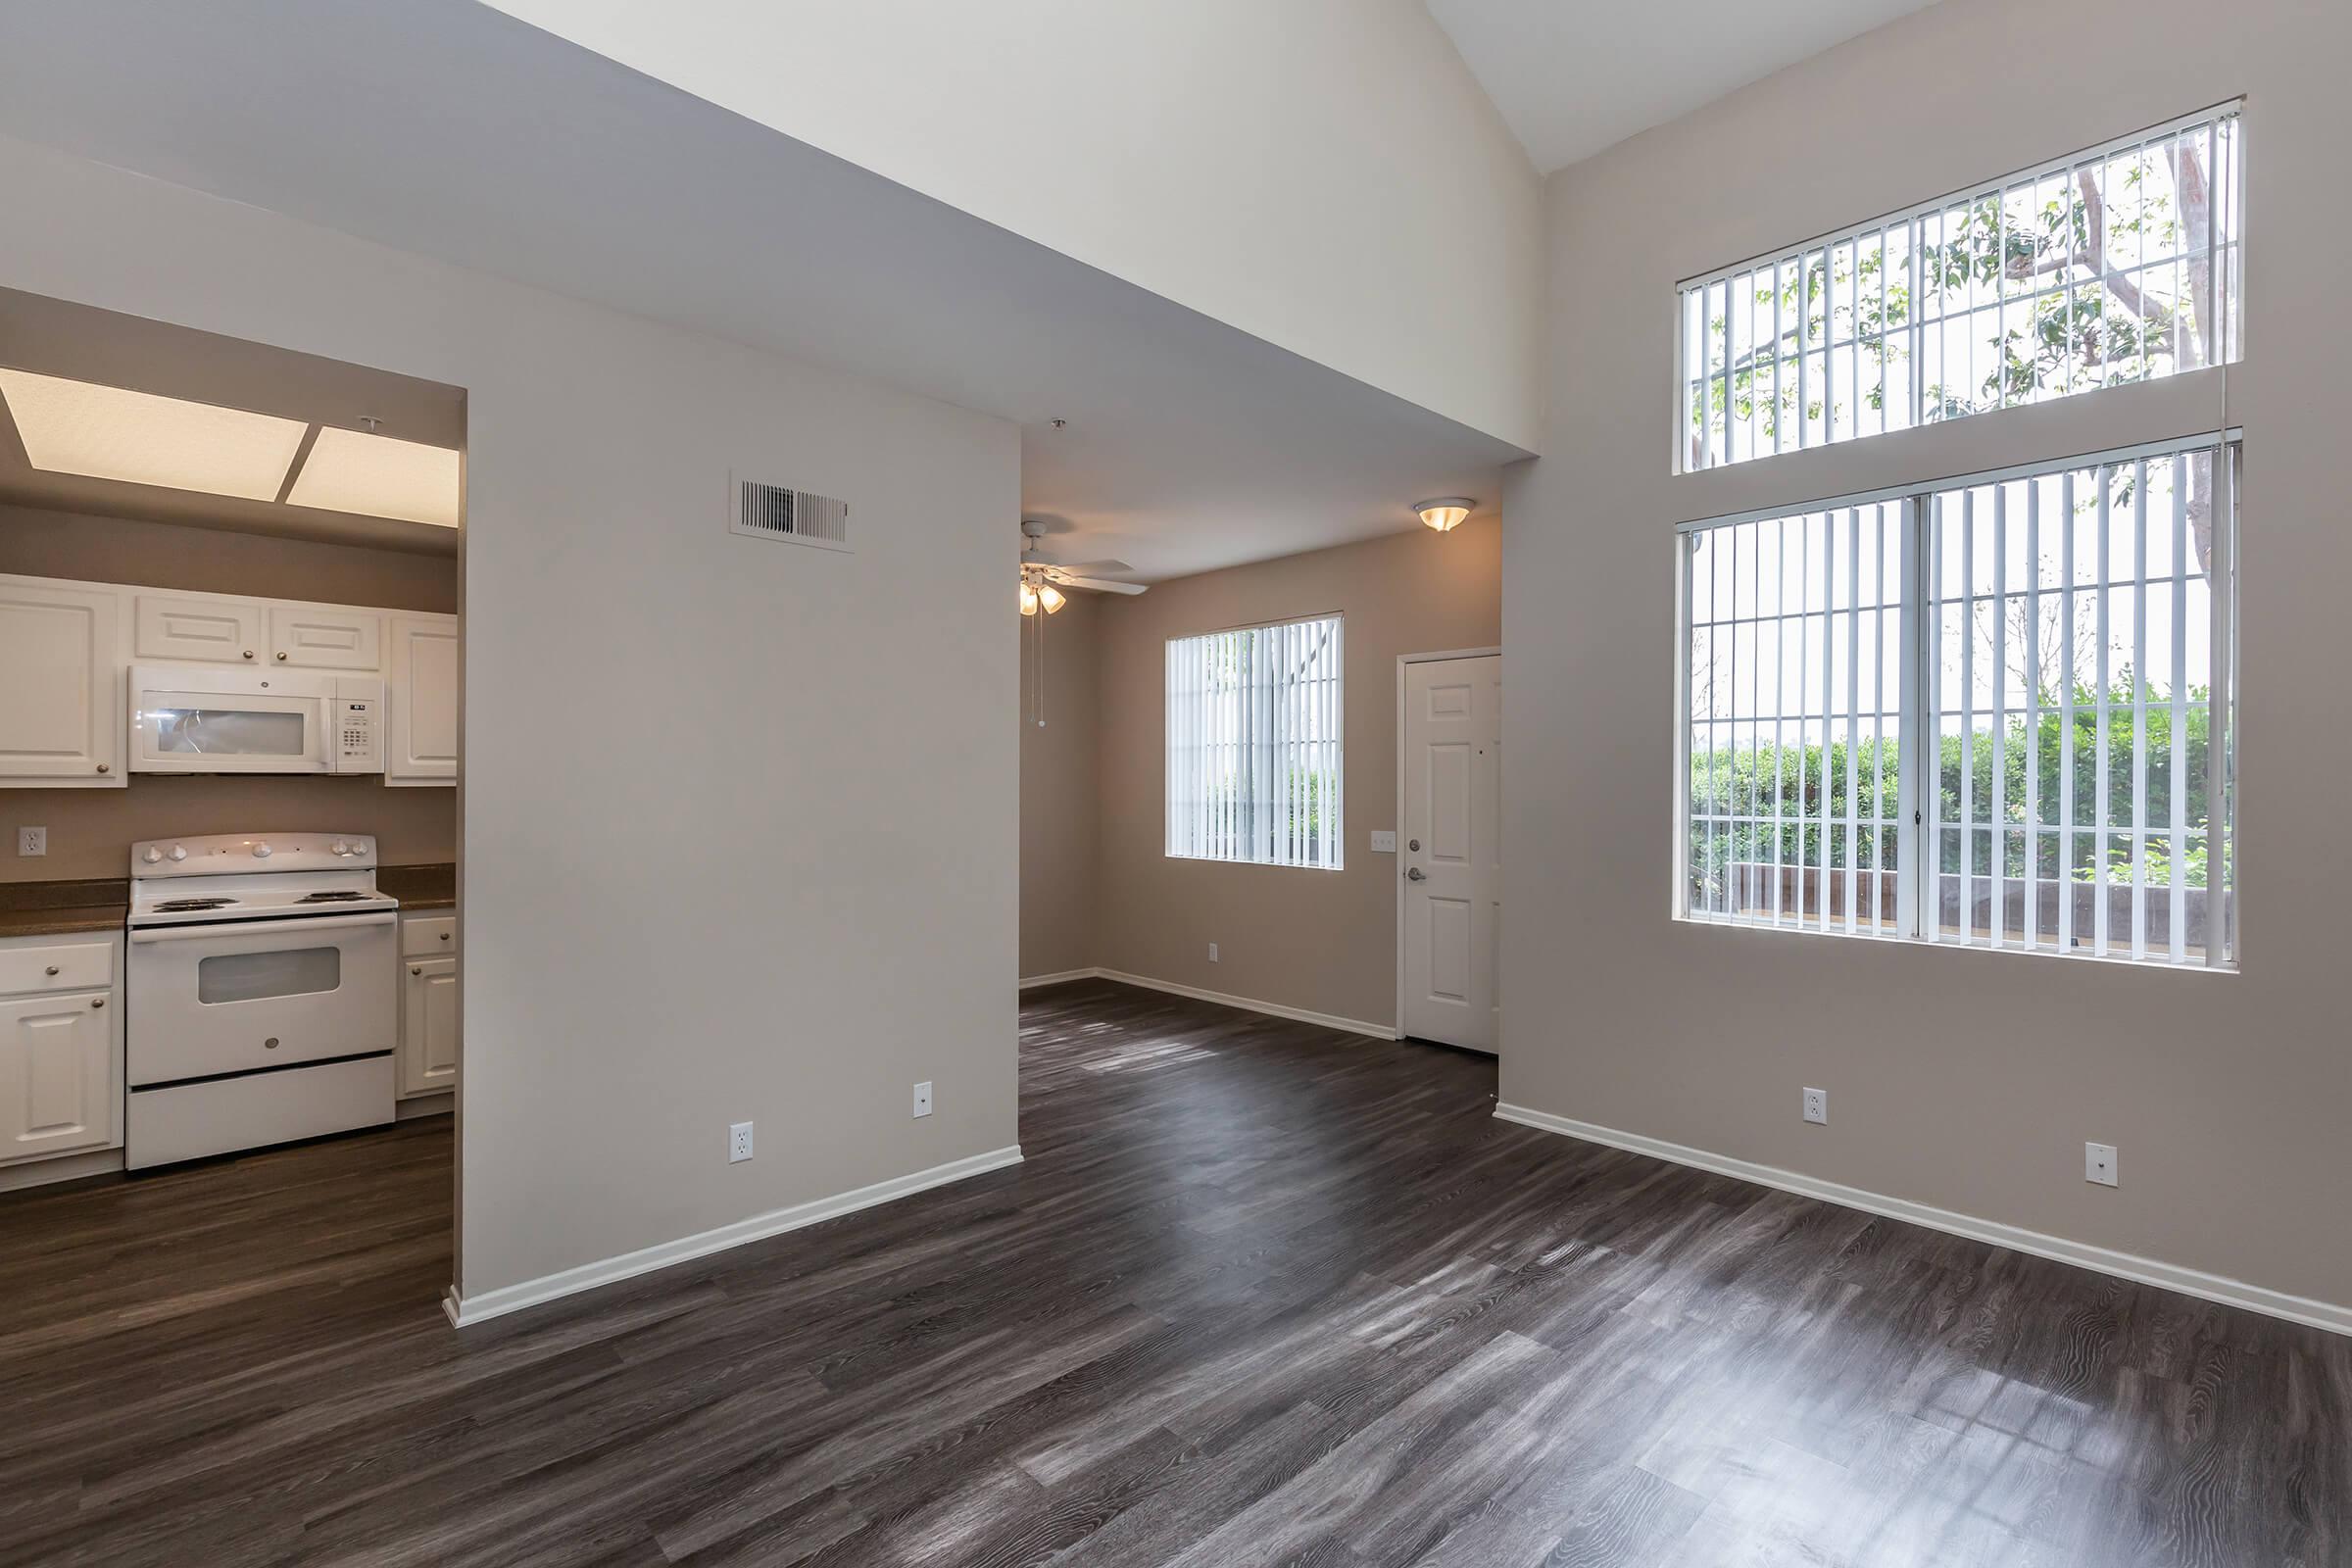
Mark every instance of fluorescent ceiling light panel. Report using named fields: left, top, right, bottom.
left=287, top=425, right=463, bottom=527
left=0, top=368, right=309, bottom=501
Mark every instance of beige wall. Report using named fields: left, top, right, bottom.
left=2, top=133, right=1019, bottom=1302
left=1093, top=519, right=1500, bottom=1029
left=486, top=0, right=1543, bottom=449
left=1018, top=592, right=1100, bottom=980
left=0, top=505, right=460, bottom=882
left=0, top=503, right=458, bottom=612
left=1501, top=0, right=2352, bottom=1312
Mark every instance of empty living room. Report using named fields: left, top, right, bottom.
left=1, top=1, right=2346, bottom=1564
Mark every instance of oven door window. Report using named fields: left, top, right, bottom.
left=197, top=947, right=343, bottom=1004
left=148, top=706, right=311, bottom=759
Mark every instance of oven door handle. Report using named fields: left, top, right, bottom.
left=129, top=910, right=398, bottom=944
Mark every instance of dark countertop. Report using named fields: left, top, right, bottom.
left=380, top=862, right=456, bottom=911
left=0, top=878, right=129, bottom=939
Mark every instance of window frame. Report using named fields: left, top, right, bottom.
left=1673, top=101, right=2243, bottom=474
left=1672, top=429, right=2238, bottom=969
left=1164, top=612, right=1346, bottom=871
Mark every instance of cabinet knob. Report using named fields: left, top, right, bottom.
left=96, top=762, right=110, bottom=774
left=91, top=998, right=105, bottom=1009
left=275, top=651, right=288, bottom=661
left=440, top=932, right=451, bottom=942
left=44, top=965, right=60, bottom=976
left=411, top=966, right=422, bottom=976
left=243, top=650, right=255, bottom=660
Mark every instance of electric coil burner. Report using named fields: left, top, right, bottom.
left=124, top=833, right=401, bottom=1169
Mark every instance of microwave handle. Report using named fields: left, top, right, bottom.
left=129, top=910, right=397, bottom=944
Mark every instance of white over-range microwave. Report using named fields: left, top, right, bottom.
left=128, top=665, right=384, bottom=775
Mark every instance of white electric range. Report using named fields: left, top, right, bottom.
left=124, top=833, right=399, bottom=1169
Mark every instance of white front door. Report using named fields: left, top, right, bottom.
left=1400, top=655, right=1500, bottom=1053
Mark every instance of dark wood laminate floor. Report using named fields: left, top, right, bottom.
left=3, top=979, right=2346, bottom=1567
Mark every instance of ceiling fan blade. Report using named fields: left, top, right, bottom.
left=1054, top=575, right=1149, bottom=596
left=1039, top=558, right=1133, bottom=574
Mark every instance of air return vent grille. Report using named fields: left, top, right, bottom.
left=730, top=476, right=851, bottom=552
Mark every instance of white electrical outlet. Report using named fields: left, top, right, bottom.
left=728, top=1121, right=755, bottom=1163
left=17, top=826, right=46, bottom=858
left=1207, top=943, right=1219, bottom=962
left=912, top=1081, right=933, bottom=1118
left=1370, top=830, right=1397, bottom=854
left=1802, top=1087, right=1828, bottom=1125
left=2085, top=1142, right=2118, bottom=1186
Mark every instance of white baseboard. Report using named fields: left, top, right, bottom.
left=0, top=1147, right=125, bottom=1194
left=1494, top=1102, right=2352, bottom=1339
left=1018, top=967, right=1102, bottom=990
left=1092, top=968, right=1399, bottom=1041
left=443, top=1144, right=1024, bottom=1329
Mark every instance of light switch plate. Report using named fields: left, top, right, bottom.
left=17, top=826, right=46, bottom=858
left=1370, top=830, right=1397, bottom=854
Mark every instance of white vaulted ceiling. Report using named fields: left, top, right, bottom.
left=1425, top=0, right=1941, bottom=172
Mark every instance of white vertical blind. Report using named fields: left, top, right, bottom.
left=1166, top=615, right=1343, bottom=868
left=1681, top=432, right=2236, bottom=970
left=1677, top=103, right=2242, bottom=472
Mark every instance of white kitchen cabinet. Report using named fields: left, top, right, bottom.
left=269, top=605, right=382, bottom=670
left=400, top=956, right=459, bottom=1099
left=0, top=582, right=122, bottom=786
left=386, top=613, right=460, bottom=785
left=0, top=934, right=122, bottom=1165
left=398, top=915, right=459, bottom=1099
left=134, top=594, right=268, bottom=665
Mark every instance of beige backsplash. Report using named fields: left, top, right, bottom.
left=4, top=774, right=455, bottom=882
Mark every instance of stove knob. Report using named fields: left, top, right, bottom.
left=169, top=845, right=188, bottom=862
left=331, top=840, right=351, bottom=857
left=253, top=843, right=273, bottom=858
left=142, top=846, right=164, bottom=864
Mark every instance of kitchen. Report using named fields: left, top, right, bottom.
left=0, top=285, right=463, bottom=1193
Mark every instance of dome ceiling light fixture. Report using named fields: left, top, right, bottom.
left=1414, top=497, right=1476, bottom=533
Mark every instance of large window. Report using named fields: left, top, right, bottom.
left=1166, top=615, right=1343, bottom=868
left=1679, top=432, right=2236, bottom=967
left=1678, top=104, right=2241, bottom=471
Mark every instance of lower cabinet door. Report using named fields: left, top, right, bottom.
left=400, top=956, right=460, bottom=1098
left=0, top=991, right=119, bottom=1162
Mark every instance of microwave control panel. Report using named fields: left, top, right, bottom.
left=335, top=699, right=381, bottom=771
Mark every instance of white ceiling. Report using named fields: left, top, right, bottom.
left=0, top=1, right=1527, bottom=584
left=1425, top=0, right=1940, bottom=173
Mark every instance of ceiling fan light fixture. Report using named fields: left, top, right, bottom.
left=1038, top=583, right=1066, bottom=614
left=1414, top=497, right=1475, bottom=533
left=1019, top=580, right=1040, bottom=616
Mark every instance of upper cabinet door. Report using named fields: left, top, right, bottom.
left=0, top=583, right=122, bottom=785
left=387, top=613, right=459, bottom=785
left=134, top=594, right=268, bottom=665
left=270, top=606, right=382, bottom=671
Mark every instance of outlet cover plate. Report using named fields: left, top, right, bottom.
left=729, top=1121, right=754, bottom=1163
left=17, top=826, right=46, bottom=857
left=2085, top=1142, right=2118, bottom=1186
left=1802, top=1087, right=1828, bottom=1125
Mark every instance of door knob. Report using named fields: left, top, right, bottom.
left=1407, top=867, right=1427, bottom=881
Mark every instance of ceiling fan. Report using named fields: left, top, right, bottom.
left=1019, top=516, right=1147, bottom=614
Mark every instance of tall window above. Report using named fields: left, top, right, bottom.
left=1678, top=105, right=2241, bottom=471
left=1680, top=432, right=2236, bottom=968
left=1167, top=615, right=1344, bottom=868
